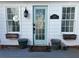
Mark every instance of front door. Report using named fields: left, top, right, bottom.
left=33, top=6, right=48, bottom=46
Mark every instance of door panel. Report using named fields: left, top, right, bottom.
left=33, top=6, right=48, bottom=46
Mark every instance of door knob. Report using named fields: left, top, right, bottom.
left=33, top=27, right=35, bottom=33
left=33, top=24, right=35, bottom=26
left=33, top=27, right=35, bottom=30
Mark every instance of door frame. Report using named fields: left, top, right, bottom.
left=33, top=5, right=48, bottom=46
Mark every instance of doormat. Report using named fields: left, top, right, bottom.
left=29, top=46, right=51, bottom=52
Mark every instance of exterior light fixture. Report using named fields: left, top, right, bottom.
left=24, top=8, right=28, bottom=18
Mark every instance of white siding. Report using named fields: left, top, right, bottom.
left=20, top=5, right=33, bottom=45
left=0, top=1, right=79, bottom=46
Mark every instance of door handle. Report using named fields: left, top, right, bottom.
left=33, top=27, right=35, bottom=30
left=33, top=27, right=35, bottom=34
left=33, top=24, right=35, bottom=34
left=33, top=24, right=35, bottom=26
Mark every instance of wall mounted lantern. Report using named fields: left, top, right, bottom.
left=24, top=8, right=28, bottom=18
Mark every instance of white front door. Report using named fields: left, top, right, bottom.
left=33, top=6, right=48, bottom=46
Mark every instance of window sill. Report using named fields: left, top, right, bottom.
left=7, top=32, right=20, bottom=34
left=61, top=32, right=74, bottom=34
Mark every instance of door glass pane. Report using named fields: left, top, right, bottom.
left=35, top=9, right=45, bottom=40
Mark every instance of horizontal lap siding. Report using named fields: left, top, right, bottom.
left=48, top=5, right=62, bottom=46
left=0, top=2, right=79, bottom=46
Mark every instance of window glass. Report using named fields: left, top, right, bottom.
left=62, top=21, right=65, bottom=27
left=62, top=27, right=65, bottom=32
left=71, top=7, right=75, bottom=13
left=71, top=13, right=74, bottom=19
left=70, top=21, right=74, bottom=27
left=62, top=14, right=65, bottom=19
left=61, top=7, right=75, bottom=32
left=70, top=27, right=73, bottom=32
left=7, top=14, right=14, bottom=19
left=63, top=7, right=66, bottom=13
left=7, top=8, right=19, bottom=32
left=66, top=27, right=69, bottom=32
left=66, top=21, right=69, bottom=27
left=67, top=7, right=70, bottom=13
left=67, top=13, right=70, bottom=19
left=7, top=8, right=10, bottom=13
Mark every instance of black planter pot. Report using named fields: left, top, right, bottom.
left=51, top=39, right=61, bottom=50
left=18, top=38, right=28, bottom=49
left=62, top=46, right=69, bottom=50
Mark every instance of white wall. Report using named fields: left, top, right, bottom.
left=0, top=1, right=79, bottom=46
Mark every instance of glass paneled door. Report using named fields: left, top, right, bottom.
left=33, top=6, right=48, bottom=46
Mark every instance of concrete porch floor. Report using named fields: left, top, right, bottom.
left=0, top=48, right=79, bottom=58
